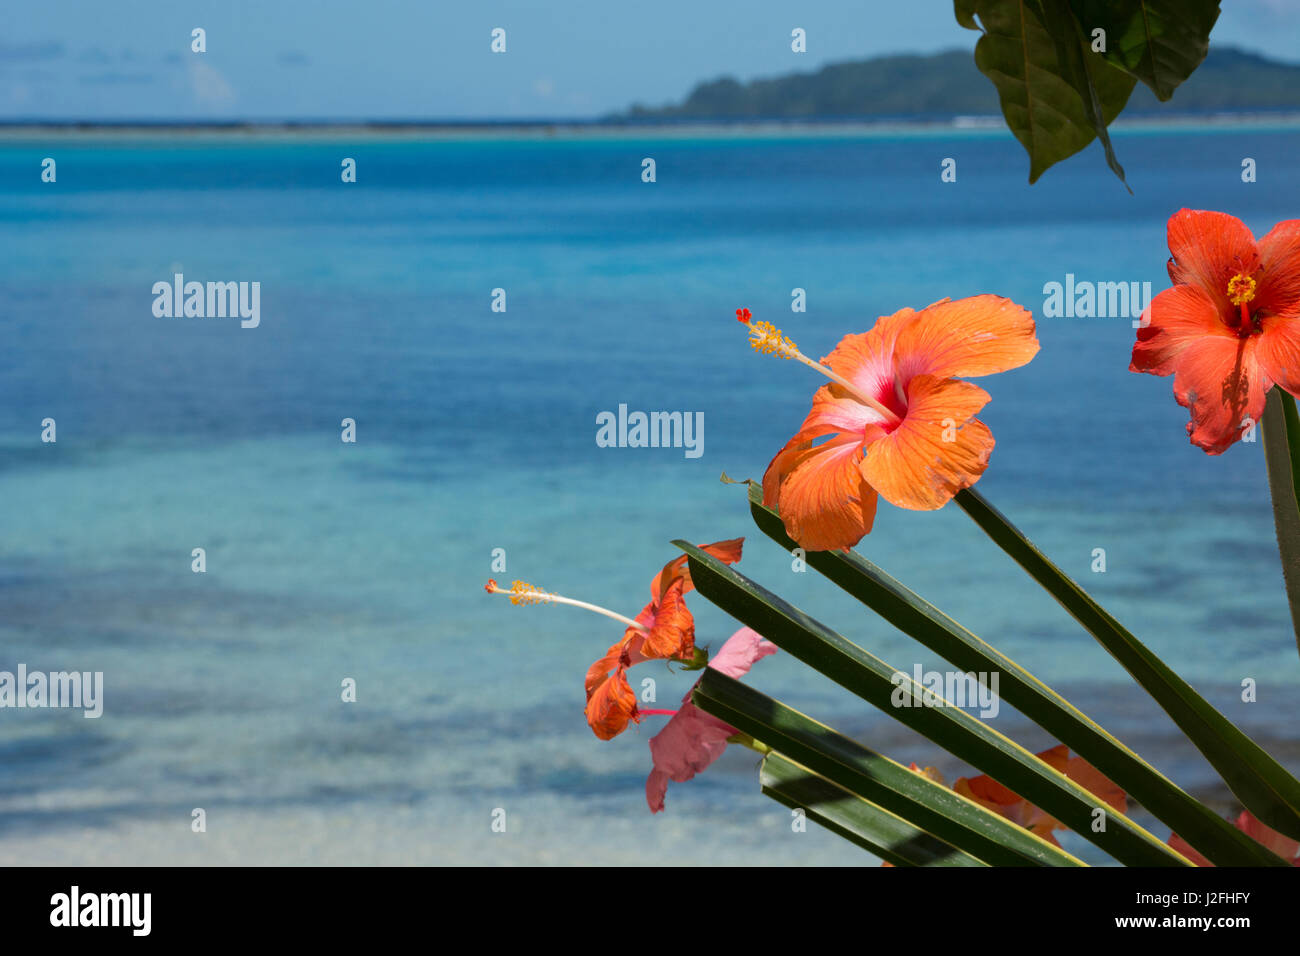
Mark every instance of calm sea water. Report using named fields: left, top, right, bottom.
left=2, top=127, right=1299, bottom=865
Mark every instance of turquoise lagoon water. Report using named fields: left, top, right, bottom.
left=1, top=127, right=1299, bottom=864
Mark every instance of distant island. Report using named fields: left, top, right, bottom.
left=617, top=46, right=1300, bottom=121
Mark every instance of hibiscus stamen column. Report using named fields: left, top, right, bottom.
left=736, top=308, right=902, bottom=426
left=1228, top=273, right=1257, bottom=333
left=483, top=579, right=649, bottom=632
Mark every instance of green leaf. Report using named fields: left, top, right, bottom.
left=955, top=486, right=1300, bottom=842
left=677, top=541, right=1192, bottom=866
left=745, top=482, right=1290, bottom=866
left=1262, top=388, right=1300, bottom=660
left=1037, top=0, right=1131, bottom=191
left=954, top=0, right=981, bottom=31
left=1070, top=0, right=1220, bottom=101
left=761, top=751, right=988, bottom=866
left=958, top=0, right=1136, bottom=184
left=693, top=671, right=1077, bottom=865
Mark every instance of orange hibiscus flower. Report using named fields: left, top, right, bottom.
left=1131, top=209, right=1300, bottom=455
left=584, top=538, right=742, bottom=739
left=486, top=538, right=744, bottom=741
left=740, top=297, right=1038, bottom=552
left=953, top=744, right=1126, bottom=847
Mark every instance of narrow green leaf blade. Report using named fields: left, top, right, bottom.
left=1263, top=388, right=1300, bottom=659
left=955, top=485, right=1300, bottom=842
left=693, top=671, right=1077, bottom=865
left=678, top=542, right=1192, bottom=866
left=761, top=751, right=988, bottom=866
left=746, top=483, right=1290, bottom=866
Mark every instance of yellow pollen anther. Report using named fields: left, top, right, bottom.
left=507, top=580, right=552, bottom=606
left=747, top=320, right=799, bottom=359
left=1227, top=273, right=1257, bottom=306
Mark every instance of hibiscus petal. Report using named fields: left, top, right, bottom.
left=645, top=768, right=670, bottom=813
left=820, top=309, right=919, bottom=419
left=639, top=579, right=696, bottom=660
left=1065, top=753, right=1127, bottom=816
left=705, top=626, right=777, bottom=680
left=651, top=538, right=744, bottom=603
left=860, top=375, right=994, bottom=511
left=1166, top=209, right=1260, bottom=314
left=1236, top=810, right=1300, bottom=863
left=794, top=382, right=889, bottom=439
left=645, top=628, right=777, bottom=813
left=584, top=642, right=624, bottom=700
left=1171, top=335, right=1269, bottom=455
left=1255, top=219, right=1300, bottom=319
left=763, top=433, right=879, bottom=552
left=1254, top=312, right=1300, bottom=396
left=893, top=295, right=1039, bottom=384
left=1168, top=832, right=1213, bottom=867
left=585, top=667, right=639, bottom=740
left=1130, top=284, right=1226, bottom=376
left=953, top=776, right=1021, bottom=816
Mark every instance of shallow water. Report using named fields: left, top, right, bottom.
left=2, top=127, right=1298, bottom=865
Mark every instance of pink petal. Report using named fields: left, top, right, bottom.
left=643, top=627, right=777, bottom=813
left=706, top=626, right=778, bottom=680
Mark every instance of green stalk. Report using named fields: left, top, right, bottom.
left=679, top=542, right=1192, bottom=866
left=955, top=484, right=1300, bottom=841
left=760, top=751, right=988, bottom=866
left=693, top=671, right=1077, bottom=865
left=745, top=482, right=1288, bottom=865
left=1262, top=388, right=1300, bottom=658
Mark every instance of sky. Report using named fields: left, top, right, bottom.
left=4, top=0, right=1299, bottom=121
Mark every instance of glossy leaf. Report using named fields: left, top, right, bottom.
left=694, top=671, right=1077, bottom=865
left=745, top=482, right=1290, bottom=866
left=678, top=542, right=1192, bottom=866
left=761, top=751, right=988, bottom=866
left=1070, top=0, right=1220, bottom=101
left=1263, top=388, right=1300, bottom=659
left=955, top=486, right=1300, bottom=842
left=956, top=0, right=1136, bottom=184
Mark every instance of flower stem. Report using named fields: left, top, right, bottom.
left=1261, top=389, right=1300, bottom=658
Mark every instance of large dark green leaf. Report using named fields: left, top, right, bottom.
left=694, top=672, right=1076, bottom=865
left=957, top=0, right=1136, bottom=185
left=955, top=486, right=1300, bottom=841
left=678, top=542, right=1191, bottom=866
left=1262, top=389, right=1300, bottom=659
left=1070, top=0, right=1220, bottom=101
left=760, top=752, right=988, bottom=866
left=745, top=483, right=1291, bottom=866
left=1038, top=0, right=1130, bottom=190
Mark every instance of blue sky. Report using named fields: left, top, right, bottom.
left=4, top=0, right=1298, bottom=120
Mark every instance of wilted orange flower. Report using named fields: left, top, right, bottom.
left=953, top=744, right=1126, bottom=847
left=584, top=538, right=743, bottom=739
left=1131, top=209, right=1300, bottom=454
left=486, top=539, right=744, bottom=741
left=740, top=297, right=1037, bottom=551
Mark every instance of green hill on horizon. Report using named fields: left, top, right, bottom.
left=618, top=46, right=1300, bottom=121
